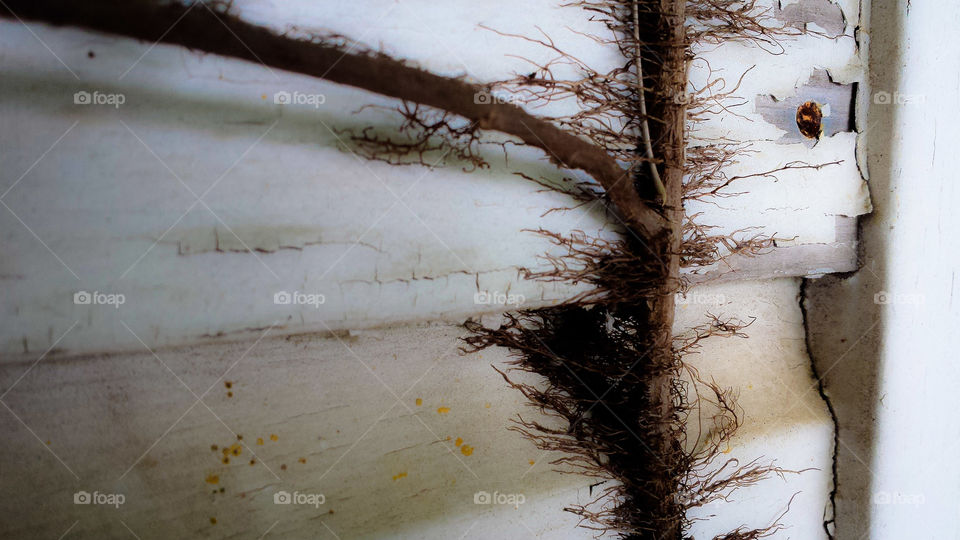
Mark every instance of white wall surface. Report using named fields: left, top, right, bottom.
left=0, top=0, right=872, bottom=538
left=805, top=0, right=960, bottom=538
left=0, top=278, right=828, bottom=539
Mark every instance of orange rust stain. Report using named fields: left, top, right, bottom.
left=256, top=437, right=264, bottom=445
left=454, top=437, right=463, bottom=447
left=484, top=403, right=491, bottom=409
left=228, top=443, right=242, bottom=457
left=436, top=407, right=450, bottom=415
left=225, top=381, right=233, bottom=389
left=460, top=445, right=474, bottom=456
left=270, top=434, right=279, bottom=442
left=210, top=517, right=217, bottom=525
left=227, top=391, right=233, bottom=398
left=249, top=459, right=256, bottom=466
left=415, top=398, right=423, bottom=406
left=529, top=460, right=535, bottom=466
left=281, top=464, right=287, bottom=471
left=236, top=434, right=243, bottom=441
left=222, top=457, right=230, bottom=465
left=392, top=472, right=408, bottom=481
left=211, top=444, right=218, bottom=451
left=298, top=457, right=307, bottom=464
left=45, top=440, right=51, bottom=445
left=205, top=474, right=219, bottom=484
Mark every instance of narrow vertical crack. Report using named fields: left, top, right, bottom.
left=799, top=277, right=839, bottom=540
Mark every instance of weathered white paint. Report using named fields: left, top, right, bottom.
left=0, top=0, right=867, bottom=356
left=680, top=279, right=833, bottom=539
left=0, top=278, right=829, bottom=539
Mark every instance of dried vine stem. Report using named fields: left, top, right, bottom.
left=633, top=0, right=666, bottom=202
left=0, top=0, right=667, bottom=239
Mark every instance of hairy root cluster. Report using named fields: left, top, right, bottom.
left=333, top=0, right=824, bottom=538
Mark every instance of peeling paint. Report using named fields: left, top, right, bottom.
left=775, top=0, right=846, bottom=37
left=176, top=225, right=382, bottom=255
left=755, top=70, right=855, bottom=143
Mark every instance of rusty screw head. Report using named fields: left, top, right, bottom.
left=796, top=100, right=823, bottom=139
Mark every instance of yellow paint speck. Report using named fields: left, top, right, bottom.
left=437, top=407, right=450, bottom=415
left=205, top=474, right=219, bottom=484
left=256, top=437, right=264, bottom=446
left=298, top=457, right=307, bottom=464
left=228, top=443, right=242, bottom=457
left=270, top=434, right=278, bottom=442
left=261, top=94, right=267, bottom=100
left=392, top=472, right=408, bottom=481
left=529, top=460, right=535, bottom=466
left=484, top=403, right=491, bottom=409
left=460, top=445, right=474, bottom=456
left=722, top=445, right=732, bottom=454
left=415, top=398, right=423, bottom=406
left=454, top=437, right=463, bottom=447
